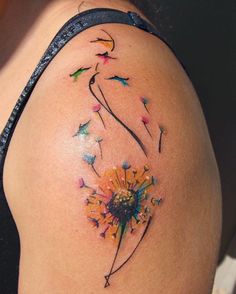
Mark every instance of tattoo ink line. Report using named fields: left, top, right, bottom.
left=104, top=224, right=126, bottom=288
left=81, top=163, right=161, bottom=287
left=92, top=103, right=106, bottom=128
left=158, top=126, right=165, bottom=153
left=90, top=29, right=115, bottom=51
left=95, top=137, right=103, bottom=159
left=89, top=73, right=147, bottom=156
left=106, top=216, right=152, bottom=280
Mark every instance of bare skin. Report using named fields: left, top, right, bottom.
left=0, top=1, right=222, bottom=293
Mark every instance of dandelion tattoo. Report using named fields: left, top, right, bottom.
left=80, top=162, right=162, bottom=287
left=70, top=29, right=167, bottom=288
left=158, top=126, right=165, bottom=153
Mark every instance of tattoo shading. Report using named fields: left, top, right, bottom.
left=80, top=162, right=162, bottom=287
left=141, top=116, right=152, bottom=138
left=106, top=76, right=129, bottom=87
left=70, top=67, right=91, bottom=80
left=73, top=120, right=91, bottom=137
left=96, top=52, right=117, bottom=64
left=83, top=153, right=100, bottom=177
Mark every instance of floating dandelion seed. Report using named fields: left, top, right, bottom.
left=83, top=153, right=100, bottom=178
left=81, top=163, right=162, bottom=287
left=92, top=103, right=106, bottom=128
left=141, top=116, right=149, bottom=125
left=96, top=137, right=103, bottom=159
left=69, top=67, right=91, bottom=81
left=142, top=164, right=150, bottom=176
left=151, top=197, right=163, bottom=206
left=79, top=177, right=85, bottom=188
left=158, top=125, right=165, bottom=153
left=92, top=104, right=101, bottom=112
left=141, top=116, right=152, bottom=138
left=78, top=177, right=95, bottom=192
left=106, top=76, right=129, bottom=87
left=96, top=52, right=117, bottom=64
left=73, top=120, right=91, bottom=137
left=140, top=97, right=150, bottom=113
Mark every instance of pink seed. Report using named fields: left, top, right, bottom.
left=141, top=116, right=149, bottom=124
left=92, top=104, right=101, bottom=112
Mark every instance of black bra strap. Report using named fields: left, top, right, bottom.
left=0, top=8, right=166, bottom=172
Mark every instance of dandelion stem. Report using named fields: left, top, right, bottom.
left=144, top=123, right=152, bottom=138
left=104, top=223, right=126, bottom=288
left=97, top=111, right=106, bottom=128
left=106, top=217, right=152, bottom=278
left=89, top=74, right=147, bottom=157
left=141, top=170, right=147, bottom=177
left=114, top=170, right=121, bottom=187
left=91, top=164, right=100, bottom=178
left=98, top=141, right=103, bottom=159
left=124, top=169, right=127, bottom=186
left=159, top=127, right=164, bottom=153
left=144, top=104, right=149, bottom=113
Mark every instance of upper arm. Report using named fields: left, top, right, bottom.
left=4, top=23, right=221, bottom=293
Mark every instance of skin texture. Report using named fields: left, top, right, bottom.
left=0, top=1, right=222, bottom=293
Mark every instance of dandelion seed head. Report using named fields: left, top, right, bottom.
left=83, top=163, right=161, bottom=241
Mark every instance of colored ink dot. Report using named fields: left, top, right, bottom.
left=83, top=153, right=96, bottom=165
left=122, top=161, right=131, bottom=170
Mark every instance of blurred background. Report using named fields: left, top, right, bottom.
left=0, top=0, right=235, bottom=293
